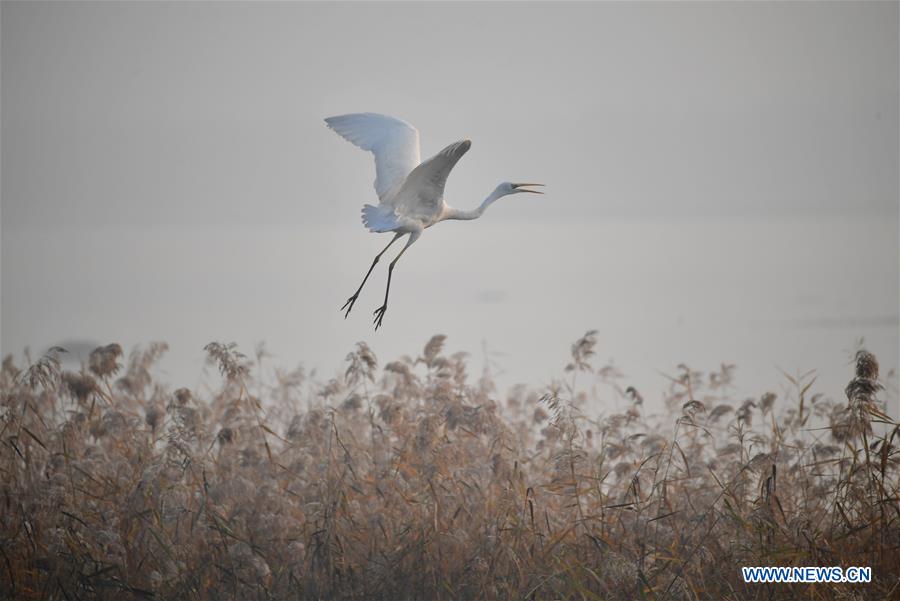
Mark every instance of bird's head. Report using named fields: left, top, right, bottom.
left=499, top=182, right=544, bottom=196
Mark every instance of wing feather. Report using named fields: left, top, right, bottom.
left=394, top=139, right=471, bottom=219
left=325, top=113, right=420, bottom=202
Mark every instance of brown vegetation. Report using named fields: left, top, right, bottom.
left=1, top=333, right=898, bottom=599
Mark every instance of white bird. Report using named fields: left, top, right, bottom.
left=325, top=112, right=543, bottom=329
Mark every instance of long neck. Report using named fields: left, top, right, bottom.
left=443, top=187, right=505, bottom=221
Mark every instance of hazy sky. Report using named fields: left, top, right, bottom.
left=4, top=1, right=898, bottom=227
left=2, top=2, right=898, bottom=410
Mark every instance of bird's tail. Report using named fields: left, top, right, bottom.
left=361, top=204, right=399, bottom=233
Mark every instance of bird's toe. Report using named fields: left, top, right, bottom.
left=372, top=305, right=387, bottom=329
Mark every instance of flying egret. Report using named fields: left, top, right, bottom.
left=325, top=112, right=543, bottom=329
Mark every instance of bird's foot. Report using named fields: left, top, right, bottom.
left=341, top=294, right=359, bottom=319
left=373, top=305, right=387, bottom=330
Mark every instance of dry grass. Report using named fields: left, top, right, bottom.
left=1, top=333, right=898, bottom=600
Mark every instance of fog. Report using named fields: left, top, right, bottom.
left=3, top=2, right=898, bottom=412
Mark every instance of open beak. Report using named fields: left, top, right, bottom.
left=512, top=183, right=545, bottom=194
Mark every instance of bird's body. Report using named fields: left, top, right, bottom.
left=325, top=112, right=542, bottom=328
left=361, top=140, right=471, bottom=233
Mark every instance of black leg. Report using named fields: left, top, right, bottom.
left=373, top=232, right=419, bottom=330
left=342, top=233, right=401, bottom=318
left=371, top=263, right=395, bottom=330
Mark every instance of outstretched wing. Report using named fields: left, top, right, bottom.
left=394, top=139, right=471, bottom=220
left=325, top=113, right=421, bottom=202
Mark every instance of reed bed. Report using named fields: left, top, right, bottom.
left=1, top=333, right=898, bottom=600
